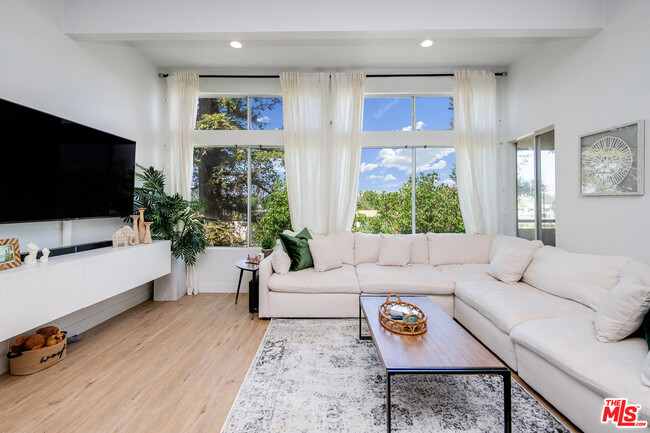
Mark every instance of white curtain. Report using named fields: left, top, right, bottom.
left=166, top=72, right=200, bottom=295
left=280, top=72, right=364, bottom=235
left=453, top=70, right=498, bottom=235
left=328, top=72, right=364, bottom=233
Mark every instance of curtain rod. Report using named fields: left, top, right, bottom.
left=158, top=72, right=507, bottom=79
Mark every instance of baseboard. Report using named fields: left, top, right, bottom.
left=0, top=283, right=152, bottom=376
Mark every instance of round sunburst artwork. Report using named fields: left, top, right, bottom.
left=582, top=136, right=633, bottom=189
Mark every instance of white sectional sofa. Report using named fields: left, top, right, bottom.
left=258, top=231, right=650, bottom=433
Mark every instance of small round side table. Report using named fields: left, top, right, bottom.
left=235, top=259, right=259, bottom=305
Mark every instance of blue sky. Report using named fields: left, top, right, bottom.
left=359, top=97, right=455, bottom=192
left=248, top=96, right=456, bottom=192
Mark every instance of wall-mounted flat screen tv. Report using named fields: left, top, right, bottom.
left=0, top=98, right=136, bottom=223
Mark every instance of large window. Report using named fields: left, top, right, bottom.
left=516, top=129, right=556, bottom=245
left=355, top=147, right=462, bottom=234
left=193, top=96, right=288, bottom=247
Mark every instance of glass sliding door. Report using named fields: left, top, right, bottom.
left=515, top=130, right=556, bottom=246
left=516, top=138, right=536, bottom=241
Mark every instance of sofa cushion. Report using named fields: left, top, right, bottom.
left=523, top=246, right=630, bottom=311
left=327, top=231, right=354, bottom=265
left=488, top=246, right=536, bottom=284
left=354, top=233, right=380, bottom=265
left=279, top=233, right=313, bottom=271
left=511, top=316, right=650, bottom=418
left=268, top=264, right=360, bottom=294
left=643, top=351, right=650, bottom=387
left=378, top=235, right=412, bottom=266
left=455, top=280, right=594, bottom=334
left=409, top=233, right=429, bottom=264
left=308, top=238, right=343, bottom=272
left=271, top=248, right=291, bottom=275
left=427, top=233, right=493, bottom=266
left=594, top=281, right=650, bottom=343
left=435, top=264, right=496, bottom=283
left=489, top=234, right=543, bottom=262
left=356, top=263, right=455, bottom=295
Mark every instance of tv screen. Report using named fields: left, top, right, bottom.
left=0, top=98, right=136, bottom=223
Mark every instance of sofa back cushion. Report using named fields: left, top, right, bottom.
left=489, top=234, right=543, bottom=262
left=522, top=246, right=630, bottom=311
left=427, top=233, right=493, bottom=266
left=354, top=233, right=429, bottom=265
left=327, top=231, right=354, bottom=265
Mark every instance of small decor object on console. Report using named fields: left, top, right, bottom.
left=0, top=238, right=21, bottom=271
left=112, top=226, right=136, bottom=248
left=143, top=222, right=153, bottom=244
left=130, top=214, right=140, bottom=245
left=40, top=248, right=50, bottom=263
left=137, top=207, right=147, bottom=242
left=24, top=243, right=39, bottom=265
left=379, top=293, right=427, bottom=335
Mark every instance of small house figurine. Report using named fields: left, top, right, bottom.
left=112, top=226, right=136, bottom=248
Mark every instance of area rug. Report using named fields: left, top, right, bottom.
left=221, top=319, right=569, bottom=433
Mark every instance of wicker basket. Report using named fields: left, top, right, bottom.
left=379, top=294, right=427, bottom=335
left=7, top=334, right=67, bottom=376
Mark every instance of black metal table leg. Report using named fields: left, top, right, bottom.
left=235, top=269, right=243, bottom=304
left=358, top=297, right=371, bottom=340
left=503, top=371, right=511, bottom=433
left=386, top=372, right=392, bottom=433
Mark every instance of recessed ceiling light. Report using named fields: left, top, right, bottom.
left=230, top=41, right=243, bottom=49
left=420, top=39, right=434, bottom=48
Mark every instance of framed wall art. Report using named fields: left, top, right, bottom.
left=580, top=120, right=645, bottom=196
left=0, top=238, right=21, bottom=271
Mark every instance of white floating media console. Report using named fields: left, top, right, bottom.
left=0, top=240, right=171, bottom=342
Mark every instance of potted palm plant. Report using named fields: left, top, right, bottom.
left=261, top=236, right=275, bottom=259
left=130, top=165, right=207, bottom=300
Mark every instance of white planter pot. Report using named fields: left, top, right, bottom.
left=153, top=256, right=187, bottom=301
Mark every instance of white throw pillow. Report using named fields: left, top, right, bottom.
left=308, top=238, right=343, bottom=272
left=271, top=249, right=291, bottom=275
left=354, top=233, right=380, bottom=265
left=378, top=234, right=412, bottom=267
left=642, top=351, right=650, bottom=387
left=487, top=246, right=536, bottom=284
left=593, top=282, right=650, bottom=342
left=409, top=233, right=429, bottom=264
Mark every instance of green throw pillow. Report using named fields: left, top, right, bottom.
left=295, top=227, right=312, bottom=240
left=279, top=232, right=313, bottom=271
left=631, top=310, right=650, bottom=349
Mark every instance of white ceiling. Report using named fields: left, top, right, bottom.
left=127, top=36, right=566, bottom=73
left=63, top=0, right=605, bottom=73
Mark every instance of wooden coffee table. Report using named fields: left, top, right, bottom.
left=359, top=295, right=511, bottom=433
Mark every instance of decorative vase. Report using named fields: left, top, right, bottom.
left=137, top=208, right=146, bottom=242
left=262, top=248, right=273, bottom=258
left=130, top=215, right=140, bottom=245
left=143, top=222, right=153, bottom=244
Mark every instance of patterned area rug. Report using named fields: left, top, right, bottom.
left=221, top=319, right=569, bottom=433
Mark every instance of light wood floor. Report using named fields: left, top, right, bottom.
left=0, top=293, right=268, bottom=433
left=0, top=294, right=579, bottom=432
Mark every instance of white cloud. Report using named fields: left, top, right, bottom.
left=377, top=147, right=455, bottom=173
left=272, top=159, right=285, bottom=174
left=367, top=173, right=397, bottom=182
left=360, top=162, right=378, bottom=173
left=373, top=99, right=398, bottom=119
left=400, top=121, right=425, bottom=132
left=256, top=115, right=270, bottom=123
left=443, top=179, right=456, bottom=186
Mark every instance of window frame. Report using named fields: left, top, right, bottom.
left=513, top=126, right=555, bottom=245
left=193, top=92, right=284, bottom=248
left=361, top=94, right=455, bottom=234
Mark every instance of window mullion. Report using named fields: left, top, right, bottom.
left=247, top=147, right=252, bottom=248
left=411, top=146, right=416, bottom=234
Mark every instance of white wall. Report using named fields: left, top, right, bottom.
left=0, top=0, right=165, bottom=252
left=501, top=0, right=650, bottom=262
left=196, top=247, right=263, bottom=293
left=0, top=0, right=166, bottom=374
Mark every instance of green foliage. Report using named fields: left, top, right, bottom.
left=260, top=236, right=276, bottom=250
left=131, top=165, right=207, bottom=266
left=253, top=180, right=292, bottom=244
left=204, top=221, right=246, bottom=247
left=353, top=170, right=464, bottom=234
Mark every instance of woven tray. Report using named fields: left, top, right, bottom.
left=378, top=294, right=427, bottom=335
